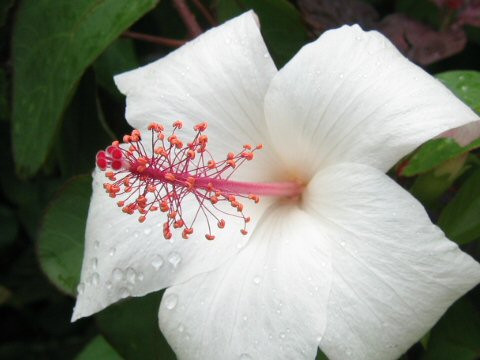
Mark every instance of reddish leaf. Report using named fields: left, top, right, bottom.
left=297, top=0, right=378, bottom=35
left=378, top=14, right=466, bottom=65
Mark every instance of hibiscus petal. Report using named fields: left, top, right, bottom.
left=158, top=203, right=333, bottom=360
left=303, top=163, right=480, bottom=360
left=264, top=25, right=479, bottom=180
left=72, top=170, right=273, bottom=320
left=114, top=11, right=283, bottom=182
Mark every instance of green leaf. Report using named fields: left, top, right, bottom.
left=438, top=169, right=480, bottom=245
left=216, top=0, right=308, bottom=67
left=12, top=0, right=159, bottom=178
left=0, top=68, right=8, bottom=122
left=94, top=38, right=139, bottom=99
left=0, top=204, right=18, bottom=249
left=37, top=175, right=92, bottom=295
left=402, top=137, right=480, bottom=177
left=436, top=71, right=480, bottom=114
left=96, top=291, right=175, bottom=360
left=56, top=71, right=113, bottom=177
left=423, top=298, right=480, bottom=360
left=75, top=336, right=122, bottom=360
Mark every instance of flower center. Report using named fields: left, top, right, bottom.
left=96, top=121, right=302, bottom=240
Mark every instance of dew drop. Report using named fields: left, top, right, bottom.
left=126, top=267, right=137, bottom=284
left=144, top=227, right=152, bottom=236
left=243, top=315, right=248, bottom=321
left=151, top=255, right=164, bottom=270
left=339, top=73, right=344, bottom=79
left=77, top=282, right=85, bottom=295
left=279, top=332, right=286, bottom=339
left=168, top=252, right=182, bottom=268
left=253, top=276, right=261, bottom=285
left=112, top=268, right=124, bottom=282
left=90, top=258, right=98, bottom=271
left=340, top=241, right=346, bottom=247
left=239, top=354, right=252, bottom=360
left=461, top=85, right=468, bottom=91
left=91, top=272, right=100, bottom=286
left=316, top=335, right=323, bottom=343
left=119, top=287, right=130, bottom=298
left=165, top=294, right=179, bottom=310
left=106, top=281, right=112, bottom=290
left=263, top=52, right=269, bottom=58
left=133, top=231, right=140, bottom=239
left=109, top=247, right=116, bottom=256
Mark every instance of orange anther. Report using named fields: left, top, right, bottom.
left=112, top=140, right=120, bottom=147
left=240, top=229, right=248, bottom=235
left=227, top=160, right=236, bottom=168
left=136, top=165, right=146, bottom=173
left=205, top=234, right=215, bottom=240
left=236, top=203, right=244, bottom=212
left=194, top=122, right=208, bottom=132
left=207, top=160, right=216, bottom=169
left=248, top=194, right=260, bottom=203
left=169, top=211, right=177, bottom=218
left=138, top=216, right=146, bottom=223
left=241, top=152, right=254, bottom=160
left=173, top=120, right=183, bottom=129
left=243, top=144, right=252, bottom=150
left=245, top=217, right=251, bottom=223
left=123, top=135, right=132, bottom=143
left=160, top=201, right=170, bottom=212
left=158, top=133, right=165, bottom=140
left=164, top=232, right=172, bottom=240
left=147, top=185, right=156, bottom=192
left=117, top=201, right=125, bottom=207
left=199, top=135, right=208, bottom=144
left=210, top=196, right=218, bottom=204
left=165, top=173, right=176, bottom=182
left=173, top=219, right=184, bottom=228
left=256, top=144, right=263, bottom=150
left=227, top=152, right=235, bottom=160
left=187, top=150, right=196, bottom=159
left=228, top=195, right=236, bottom=202
left=138, top=157, right=148, bottom=165
left=217, top=219, right=225, bottom=229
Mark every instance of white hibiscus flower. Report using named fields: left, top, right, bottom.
left=73, top=11, right=480, bottom=360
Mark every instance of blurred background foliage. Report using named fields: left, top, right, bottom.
left=0, top=0, right=480, bottom=359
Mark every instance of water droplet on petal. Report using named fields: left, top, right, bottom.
left=461, top=85, right=468, bottom=91
left=90, top=258, right=98, bottom=270
left=165, top=294, right=178, bottom=310
left=253, top=276, right=261, bottom=285
left=91, top=272, right=100, bottom=286
left=119, top=287, right=130, bottom=298
left=316, top=335, right=323, bottom=343
left=168, top=252, right=182, bottom=268
left=106, top=281, right=112, bottom=290
left=126, top=267, right=137, bottom=284
left=144, top=227, right=152, bottom=236
left=77, top=282, right=85, bottom=295
left=112, top=268, right=124, bottom=282
left=279, top=332, right=286, bottom=339
left=151, top=255, right=164, bottom=270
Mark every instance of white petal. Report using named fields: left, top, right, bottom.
left=264, top=25, right=479, bottom=180
left=72, top=170, right=272, bottom=320
left=115, top=11, right=284, bottom=182
left=303, top=163, right=480, bottom=360
left=158, top=203, right=332, bottom=360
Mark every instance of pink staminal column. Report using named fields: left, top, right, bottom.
left=95, top=121, right=302, bottom=240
